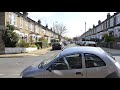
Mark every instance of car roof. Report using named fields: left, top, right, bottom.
left=59, top=46, right=103, bottom=56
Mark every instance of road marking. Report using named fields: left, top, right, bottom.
left=10, top=74, right=19, bottom=75
left=0, top=74, right=4, bottom=75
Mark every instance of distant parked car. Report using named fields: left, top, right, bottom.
left=81, top=41, right=86, bottom=46
left=20, top=46, right=120, bottom=78
left=84, top=41, right=97, bottom=47
left=52, top=42, right=64, bottom=50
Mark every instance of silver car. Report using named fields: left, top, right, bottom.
left=20, top=47, right=120, bottom=78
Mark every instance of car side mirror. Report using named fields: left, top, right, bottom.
left=48, top=67, right=52, bottom=72
left=113, top=57, right=115, bottom=60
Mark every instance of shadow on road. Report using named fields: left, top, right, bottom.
left=50, top=49, right=61, bottom=51
left=0, top=56, right=24, bottom=58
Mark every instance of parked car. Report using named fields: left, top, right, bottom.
left=52, top=42, right=64, bottom=50
left=81, top=41, right=86, bottom=46
left=84, top=41, right=97, bottom=47
left=20, top=46, right=120, bottom=78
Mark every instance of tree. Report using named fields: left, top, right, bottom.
left=64, top=36, right=71, bottom=40
left=2, top=24, right=19, bottom=47
left=53, top=22, right=67, bottom=41
left=103, top=34, right=115, bottom=48
left=73, top=37, right=79, bottom=41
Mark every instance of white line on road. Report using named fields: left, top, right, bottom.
left=0, top=74, right=4, bottom=75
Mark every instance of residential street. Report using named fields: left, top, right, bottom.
left=1, top=12, right=120, bottom=78
left=0, top=44, right=120, bottom=78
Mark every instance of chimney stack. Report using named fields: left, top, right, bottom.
left=93, top=24, right=95, bottom=28
left=50, top=28, right=52, bottom=31
left=38, top=19, right=41, bottom=24
left=23, top=12, right=28, bottom=18
left=45, top=24, right=48, bottom=29
left=98, top=20, right=101, bottom=24
left=107, top=13, right=111, bottom=19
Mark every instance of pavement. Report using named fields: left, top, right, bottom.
left=101, top=47, right=120, bottom=56
left=1, top=44, right=119, bottom=57
left=0, top=47, right=52, bottom=58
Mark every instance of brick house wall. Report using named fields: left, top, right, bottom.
left=0, top=12, right=5, bottom=54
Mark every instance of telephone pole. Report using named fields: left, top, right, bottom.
left=85, top=22, right=86, bottom=41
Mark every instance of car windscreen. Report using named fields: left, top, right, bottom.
left=38, top=53, right=59, bottom=69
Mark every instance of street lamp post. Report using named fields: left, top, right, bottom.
left=85, top=22, right=86, bottom=41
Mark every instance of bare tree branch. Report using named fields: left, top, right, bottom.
left=53, top=22, right=67, bottom=36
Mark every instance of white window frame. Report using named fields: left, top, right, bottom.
left=25, top=20, right=28, bottom=30
left=13, top=14, right=17, bottom=26
left=30, top=23, right=32, bottom=31
left=20, top=17, right=23, bottom=28
left=8, top=13, right=12, bottom=25
left=32, top=23, right=34, bottom=32
left=107, top=20, right=109, bottom=28
left=116, top=14, right=120, bottom=25
left=35, top=25, right=37, bottom=33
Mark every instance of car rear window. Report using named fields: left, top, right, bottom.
left=102, top=49, right=117, bottom=62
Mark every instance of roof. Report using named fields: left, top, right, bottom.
left=59, top=46, right=103, bottom=56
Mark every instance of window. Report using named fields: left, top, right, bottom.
left=8, top=13, right=12, bottom=24
left=84, top=53, right=106, bottom=68
left=32, top=23, right=34, bottom=32
left=30, top=23, right=33, bottom=31
left=107, top=20, right=109, bottom=28
left=65, top=54, right=82, bottom=69
left=110, top=18, right=114, bottom=27
left=49, top=58, right=68, bottom=70
left=20, top=17, right=23, bottom=28
left=35, top=25, right=38, bottom=33
left=116, top=15, right=120, bottom=24
left=25, top=21, right=28, bottom=30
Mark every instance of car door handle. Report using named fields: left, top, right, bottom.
left=76, top=72, right=83, bottom=75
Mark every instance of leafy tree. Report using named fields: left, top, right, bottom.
left=104, top=34, right=115, bottom=43
left=2, top=24, right=19, bottom=47
left=103, top=34, right=115, bottom=48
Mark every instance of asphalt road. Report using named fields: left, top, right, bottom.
left=0, top=44, right=74, bottom=78
left=0, top=44, right=120, bottom=78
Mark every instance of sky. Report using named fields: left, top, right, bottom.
left=28, top=12, right=115, bottom=38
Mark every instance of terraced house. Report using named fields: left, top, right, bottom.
left=80, top=12, right=120, bottom=49
left=0, top=12, right=59, bottom=54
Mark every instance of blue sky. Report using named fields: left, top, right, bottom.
left=28, top=12, right=115, bottom=38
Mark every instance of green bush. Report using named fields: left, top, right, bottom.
left=42, top=41, right=49, bottom=48
left=29, top=44, right=37, bottom=48
left=17, top=40, right=32, bottom=48
left=17, top=40, right=30, bottom=47
left=38, top=37, right=50, bottom=48
left=35, top=43, right=40, bottom=49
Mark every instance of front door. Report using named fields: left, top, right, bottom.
left=43, top=53, right=86, bottom=78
